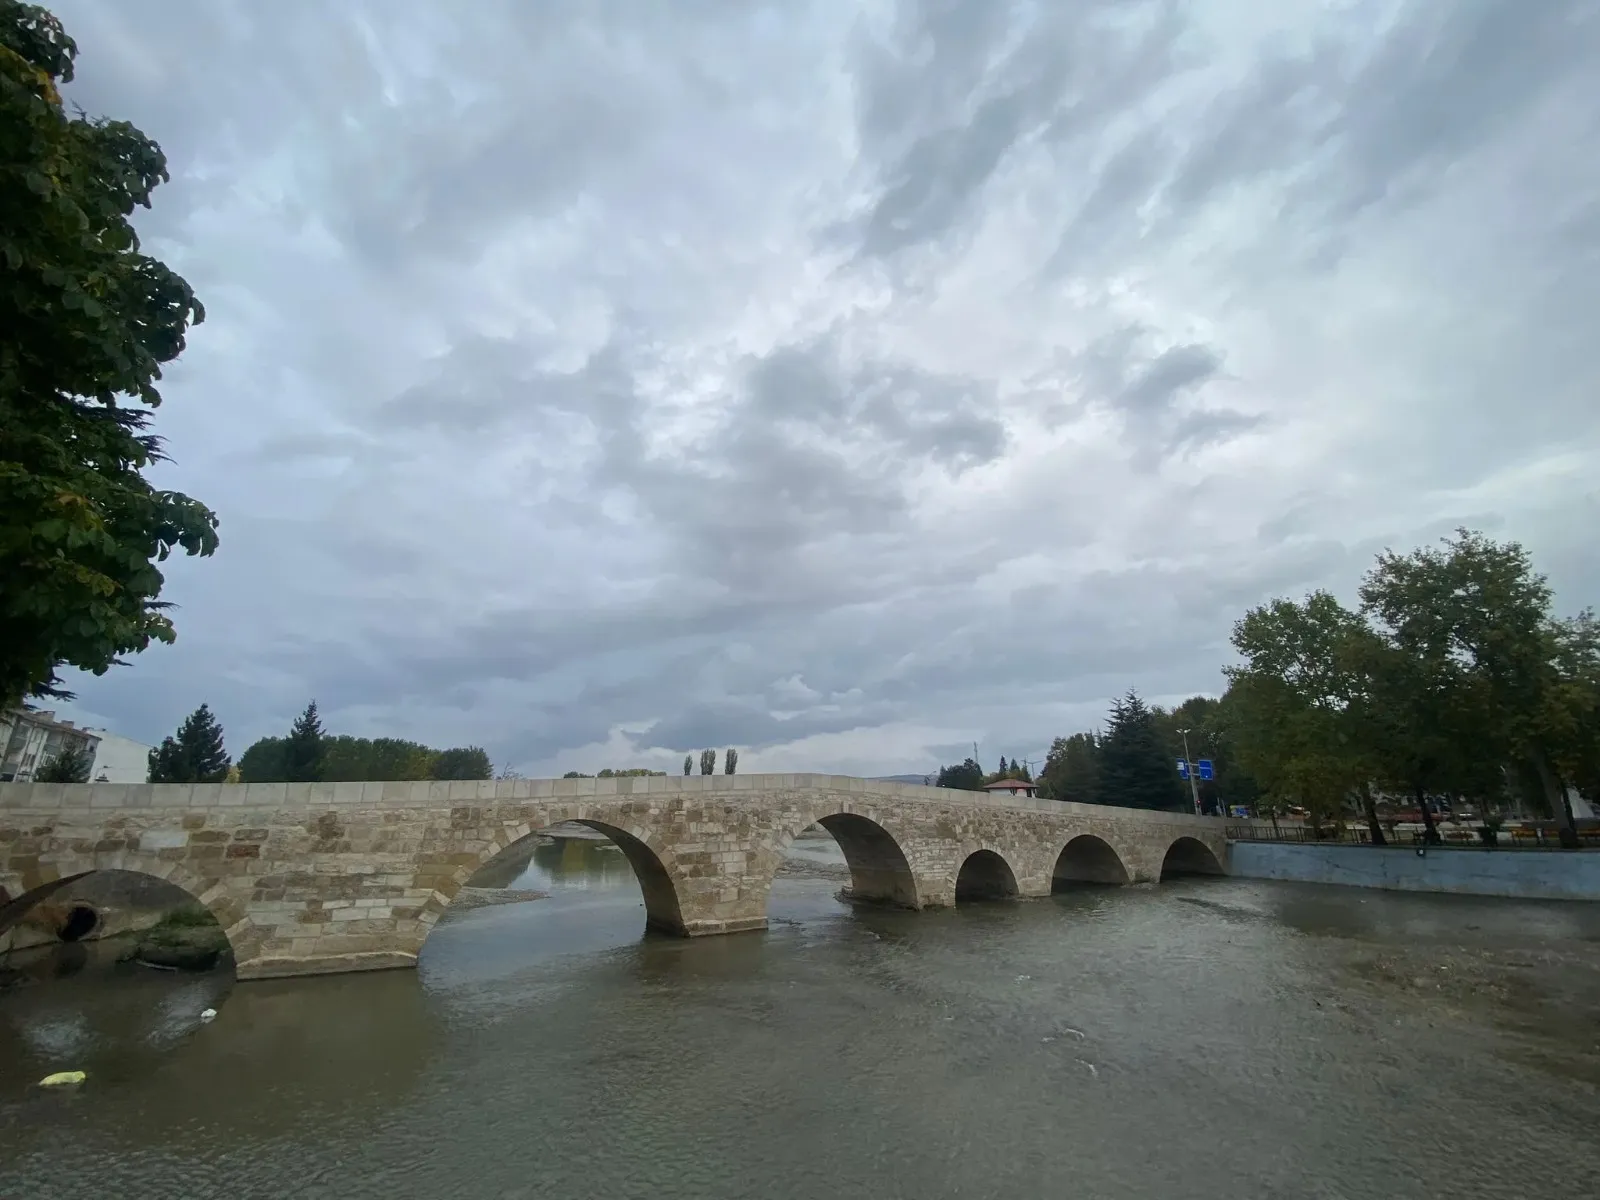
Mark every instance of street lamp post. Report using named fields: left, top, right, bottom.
left=1177, top=727, right=1203, bottom=817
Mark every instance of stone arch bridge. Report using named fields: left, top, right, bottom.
left=0, top=774, right=1227, bottom=980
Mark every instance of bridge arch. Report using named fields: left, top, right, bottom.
left=954, top=848, right=1019, bottom=902
left=417, top=816, right=689, bottom=941
left=764, top=808, right=923, bottom=911
left=1051, top=834, right=1132, bottom=888
left=1160, top=835, right=1225, bottom=879
left=0, top=853, right=257, bottom=964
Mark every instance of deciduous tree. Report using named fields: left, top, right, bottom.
left=699, top=748, right=716, bottom=776
left=724, top=747, right=738, bottom=775
left=1, top=3, right=218, bottom=708
left=1360, top=530, right=1565, bottom=843
left=237, top=736, right=285, bottom=783
left=1040, top=733, right=1099, bottom=805
left=935, top=757, right=984, bottom=790
left=1549, top=611, right=1600, bottom=809
left=432, top=746, right=492, bottom=780
left=1224, top=594, right=1385, bottom=840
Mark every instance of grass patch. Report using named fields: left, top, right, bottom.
left=155, top=903, right=220, bottom=930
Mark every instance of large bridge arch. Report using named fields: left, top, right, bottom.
left=413, top=811, right=692, bottom=951
left=762, top=807, right=924, bottom=912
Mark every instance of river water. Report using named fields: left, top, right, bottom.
left=3, top=833, right=1599, bottom=1200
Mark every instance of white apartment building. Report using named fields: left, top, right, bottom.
left=0, top=709, right=151, bottom=784
left=84, top=729, right=155, bottom=783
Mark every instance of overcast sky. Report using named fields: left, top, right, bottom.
left=46, top=0, right=1600, bottom=778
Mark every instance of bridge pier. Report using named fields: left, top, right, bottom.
left=0, top=776, right=1227, bottom=980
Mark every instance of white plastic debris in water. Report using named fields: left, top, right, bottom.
left=39, top=1071, right=87, bottom=1087
left=199, top=1008, right=217, bottom=1022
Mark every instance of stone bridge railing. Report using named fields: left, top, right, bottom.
left=0, top=774, right=1228, bottom=980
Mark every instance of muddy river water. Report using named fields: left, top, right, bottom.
left=3, top=834, right=1599, bottom=1199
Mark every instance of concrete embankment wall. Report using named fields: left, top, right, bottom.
left=1229, top=841, right=1600, bottom=901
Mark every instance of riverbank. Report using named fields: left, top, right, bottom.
left=1230, top=840, right=1600, bottom=900
left=447, top=887, right=550, bottom=913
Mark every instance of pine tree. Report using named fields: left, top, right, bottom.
left=724, top=747, right=738, bottom=774
left=147, top=703, right=230, bottom=783
left=1097, top=690, right=1186, bottom=810
left=683, top=754, right=692, bottom=776
left=282, top=700, right=327, bottom=783
left=699, top=748, right=716, bottom=776
left=997, top=755, right=1009, bottom=777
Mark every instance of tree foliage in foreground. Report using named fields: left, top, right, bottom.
left=0, top=2, right=218, bottom=708
left=147, top=702, right=229, bottom=783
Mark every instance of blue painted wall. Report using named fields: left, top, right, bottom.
left=1229, top=840, right=1600, bottom=901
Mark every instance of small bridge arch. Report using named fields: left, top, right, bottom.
left=0, top=850, right=258, bottom=964
left=1052, top=834, right=1132, bottom=887
left=1160, top=835, right=1226, bottom=879
left=954, top=848, right=1020, bottom=902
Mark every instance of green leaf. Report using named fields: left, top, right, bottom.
left=0, top=13, right=216, bottom=708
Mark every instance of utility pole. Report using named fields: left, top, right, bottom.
left=1178, top=728, right=1203, bottom=817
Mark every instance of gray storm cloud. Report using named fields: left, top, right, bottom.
left=48, top=0, right=1600, bottom=777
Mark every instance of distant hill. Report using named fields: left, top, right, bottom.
left=869, top=773, right=934, bottom=785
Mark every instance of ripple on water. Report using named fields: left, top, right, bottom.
left=2, top=874, right=1598, bottom=1200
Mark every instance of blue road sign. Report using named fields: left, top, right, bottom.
left=1176, top=759, right=1189, bottom=779
left=1198, top=759, right=1214, bottom=781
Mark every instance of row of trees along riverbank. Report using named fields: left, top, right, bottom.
left=935, top=530, right=1599, bottom=848
left=143, top=701, right=495, bottom=784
